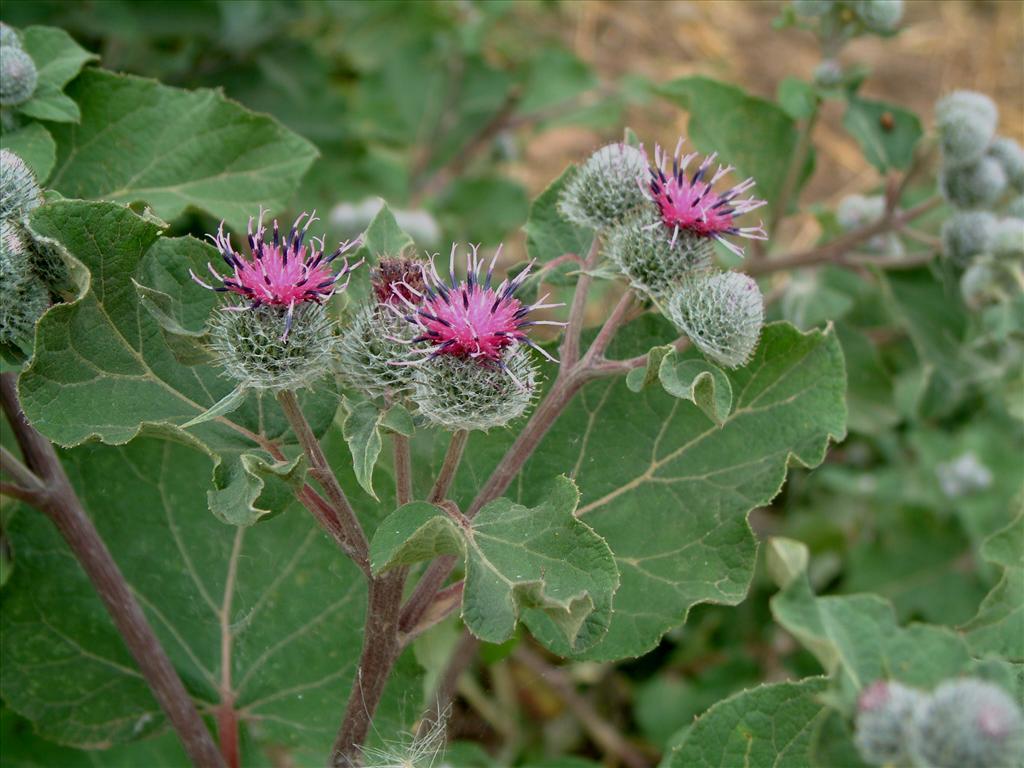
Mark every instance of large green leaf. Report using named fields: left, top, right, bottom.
left=658, top=76, right=813, bottom=214
left=523, top=167, right=594, bottom=264
left=371, top=476, right=619, bottom=654
left=17, top=200, right=335, bottom=526
left=17, top=26, right=98, bottom=123
left=842, top=97, right=921, bottom=173
left=668, top=678, right=843, bottom=768
left=0, top=438, right=416, bottom=760
left=962, top=509, right=1024, bottom=662
left=46, top=69, right=317, bottom=230
left=0, top=123, right=56, bottom=182
left=454, top=318, right=847, bottom=660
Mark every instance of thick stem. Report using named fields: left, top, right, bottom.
left=0, top=374, right=225, bottom=768
left=391, top=432, right=414, bottom=507
left=429, top=430, right=468, bottom=504
left=581, top=289, right=634, bottom=367
left=276, top=390, right=369, bottom=571
left=329, top=571, right=406, bottom=767
left=559, top=236, right=602, bottom=369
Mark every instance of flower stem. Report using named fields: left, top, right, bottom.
left=392, top=432, right=414, bottom=507
left=0, top=374, right=225, bottom=768
left=429, top=429, right=468, bottom=503
left=276, top=389, right=370, bottom=573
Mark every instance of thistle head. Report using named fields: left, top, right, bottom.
left=987, top=137, right=1024, bottom=194
left=0, top=219, right=49, bottom=349
left=0, top=149, right=42, bottom=221
left=936, top=91, right=999, bottom=168
left=836, top=194, right=885, bottom=231
left=854, top=0, right=904, bottom=32
left=0, top=23, right=21, bottom=49
left=854, top=680, right=925, bottom=768
left=959, top=259, right=1002, bottom=311
left=191, top=209, right=362, bottom=339
left=411, top=344, right=538, bottom=432
left=606, top=205, right=713, bottom=298
left=666, top=271, right=764, bottom=369
left=910, top=679, right=1024, bottom=768
left=645, top=138, right=767, bottom=258
left=209, top=302, right=336, bottom=391
left=940, top=157, right=1008, bottom=210
left=558, top=142, right=649, bottom=230
left=992, top=217, right=1024, bottom=261
left=813, top=59, right=844, bottom=88
left=0, top=45, right=37, bottom=107
left=336, top=304, right=419, bottom=400
left=941, top=211, right=997, bottom=266
left=371, top=256, right=428, bottom=306
left=395, top=243, right=564, bottom=376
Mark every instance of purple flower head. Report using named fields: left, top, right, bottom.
left=646, top=138, right=768, bottom=257
left=390, top=244, right=565, bottom=385
left=191, top=209, right=363, bottom=337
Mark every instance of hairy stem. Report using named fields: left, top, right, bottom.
left=276, top=389, right=369, bottom=573
left=0, top=374, right=225, bottom=768
left=392, top=432, right=414, bottom=507
left=429, top=429, right=468, bottom=503
left=559, top=235, right=602, bottom=369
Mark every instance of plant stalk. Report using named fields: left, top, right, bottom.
left=429, top=429, right=468, bottom=504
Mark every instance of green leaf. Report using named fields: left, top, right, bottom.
left=842, top=96, right=922, bottom=173
left=658, top=76, right=813, bottom=214
left=835, top=323, right=900, bottom=434
left=371, top=476, right=620, bottom=653
left=769, top=537, right=972, bottom=704
left=0, top=438, right=417, bottom=757
left=669, top=678, right=833, bottom=768
left=208, top=451, right=306, bottom=527
left=624, top=344, right=674, bottom=393
left=962, top=509, right=1024, bottom=662
left=352, top=203, right=416, bottom=266
left=777, top=76, right=819, bottom=120
left=523, top=167, right=594, bottom=264
left=518, top=48, right=597, bottom=114
left=432, top=175, right=528, bottom=244
left=180, top=386, right=248, bottom=428
left=133, top=275, right=214, bottom=366
left=658, top=357, right=733, bottom=425
left=0, top=123, right=56, bottom=182
left=17, top=26, right=98, bottom=123
left=459, top=320, right=846, bottom=660
left=47, top=69, right=317, bottom=230
left=380, top=404, right=415, bottom=437
left=342, top=399, right=385, bottom=500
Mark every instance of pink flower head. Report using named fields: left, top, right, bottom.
left=191, top=209, right=363, bottom=337
left=371, top=257, right=428, bottom=306
left=646, top=138, right=768, bottom=257
left=390, top=244, right=565, bottom=383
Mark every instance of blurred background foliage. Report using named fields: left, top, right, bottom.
left=1, top=0, right=1022, bottom=764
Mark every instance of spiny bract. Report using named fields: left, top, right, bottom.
left=558, top=142, right=649, bottom=230
left=941, top=211, right=997, bottom=266
left=0, top=149, right=42, bottom=221
left=854, top=680, right=925, bottom=768
left=940, top=157, right=1008, bottom=210
left=0, top=45, right=37, bottom=107
left=666, top=271, right=764, bottom=369
left=935, top=91, right=999, bottom=168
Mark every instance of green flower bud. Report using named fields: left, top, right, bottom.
left=959, top=258, right=1002, bottom=310
left=411, top=346, right=537, bottom=432
left=606, top=205, right=713, bottom=298
left=666, top=271, right=764, bottom=369
left=0, top=45, right=38, bottom=107
left=854, top=0, right=904, bottom=32
left=991, top=217, right=1024, bottom=261
left=558, top=143, right=649, bottom=230
left=987, top=137, right=1024, bottom=194
left=910, top=679, right=1024, bottom=768
left=940, top=157, right=1008, bottom=209
left=792, top=0, right=834, bottom=16
left=335, top=304, right=417, bottom=400
left=0, top=23, right=21, bottom=49
left=813, top=59, right=844, bottom=87
left=837, top=194, right=885, bottom=231
left=854, top=680, right=925, bottom=768
left=209, top=302, right=336, bottom=391
left=941, top=211, right=996, bottom=266
left=935, top=91, right=998, bottom=168
left=0, top=149, right=42, bottom=221
left=0, top=219, right=49, bottom=348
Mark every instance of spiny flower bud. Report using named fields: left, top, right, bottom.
left=854, top=0, right=904, bottom=32
left=936, top=451, right=993, bottom=497
left=0, top=149, right=43, bottom=221
left=837, top=194, right=885, bottom=231
left=813, top=59, right=844, bottom=88
left=0, top=45, right=37, bottom=107
left=936, top=91, right=999, bottom=168
left=190, top=209, right=362, bottom=338
left=0, top=23, right=21, bottom=49
left=854, top=680, right=925, bottom=768
left=645, top=138, right=767, bottom=257
left=606, top=206, right=713, bottom=298
left=941, top=211, right=996, bottom=266
left=209, top=302, right=336, bottom=391
left=940, top=157, right=1008, bottom=210
left=991, top=218, right=1024, bottom=261
left=987, top=137, right=1024, bottom=194
left=792, top=0, right=834, bottom=16
left=411, top=345, right=537, bottom=432
left=959, top=259, right=1002, bottom=311
left=910, top=679, right=1024, bottom=768
left=666, top=271, right=764, bottom=369
left=336, top=257, right=429, bottom=400
left=0, top=219, right=49, bottom=349
left=558, top=143, right=649, bottom=230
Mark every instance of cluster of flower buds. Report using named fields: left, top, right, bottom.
left=854, top=677, right=1024, bottom=768
left=194, top=210, right=362, bottom=391
left=835, top=193, right=905, bottom=258
left=933, top=91, right=1024, bottom=310
left=0, top=23, right=37, bottom=109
